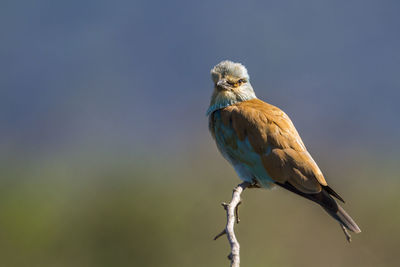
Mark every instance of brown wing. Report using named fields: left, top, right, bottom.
left=220, top=98, right=327, bottom=194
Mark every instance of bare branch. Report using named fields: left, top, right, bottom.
left=214, top=182, right=251, bottom=267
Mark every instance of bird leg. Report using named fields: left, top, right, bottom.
left=248, top=180, right=261, bottom=188
left=233, top=181, right=260, bottom=224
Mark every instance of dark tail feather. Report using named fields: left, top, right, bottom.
left=276, top=182, right=361, bottom=234
left=323, top=185, right=345, bottom=203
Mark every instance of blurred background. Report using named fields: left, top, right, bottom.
left=1, top=0, right=399, bottom=266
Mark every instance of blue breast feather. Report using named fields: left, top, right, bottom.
left=213, top=111, right=275, bottom=188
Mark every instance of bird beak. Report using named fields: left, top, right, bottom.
left=216, top=79, right=230, bottom=91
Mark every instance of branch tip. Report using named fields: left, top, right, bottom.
left=214, top=182, right=250, bottom=266
left=213, top=229, right=227, bottom=240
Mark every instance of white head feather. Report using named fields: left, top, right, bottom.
left=207, top=60, right=256, bottom=115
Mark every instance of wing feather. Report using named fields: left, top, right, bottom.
left=220, top=98, right=327, bottom=194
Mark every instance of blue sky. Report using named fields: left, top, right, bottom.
left=1, top=0, right=399, bottom=158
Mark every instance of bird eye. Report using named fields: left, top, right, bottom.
left=238, top=79, right=246, bottom=84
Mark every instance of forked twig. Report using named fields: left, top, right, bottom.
left=214, top=182, right=251, bottom=267
left=341, top=224, right=352, bottom=242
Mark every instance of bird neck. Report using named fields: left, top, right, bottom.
left=206, top=86, right=257, bottom=116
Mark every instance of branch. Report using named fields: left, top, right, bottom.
left=214, top=182, right=251, bottom=267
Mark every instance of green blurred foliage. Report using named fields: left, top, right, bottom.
left=1, top=145, right=399, bottom=267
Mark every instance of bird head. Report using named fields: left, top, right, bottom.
left=207, top=60, right=256, bottom=115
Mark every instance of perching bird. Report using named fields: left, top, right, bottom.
left=207, top=60, right=361, bottom=240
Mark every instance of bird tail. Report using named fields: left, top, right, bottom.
left=276, top=182, right=361, bottom=235
left=323, top=204, right=361, bottom=233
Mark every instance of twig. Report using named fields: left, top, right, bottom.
left=235, top=201, right=241, bottom=224
left=341, top=224, right=352, bottom=242
left=214, top=182, right=251, bottom=267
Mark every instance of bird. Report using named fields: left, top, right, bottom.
left=207, top=60, right=361, bottom=241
